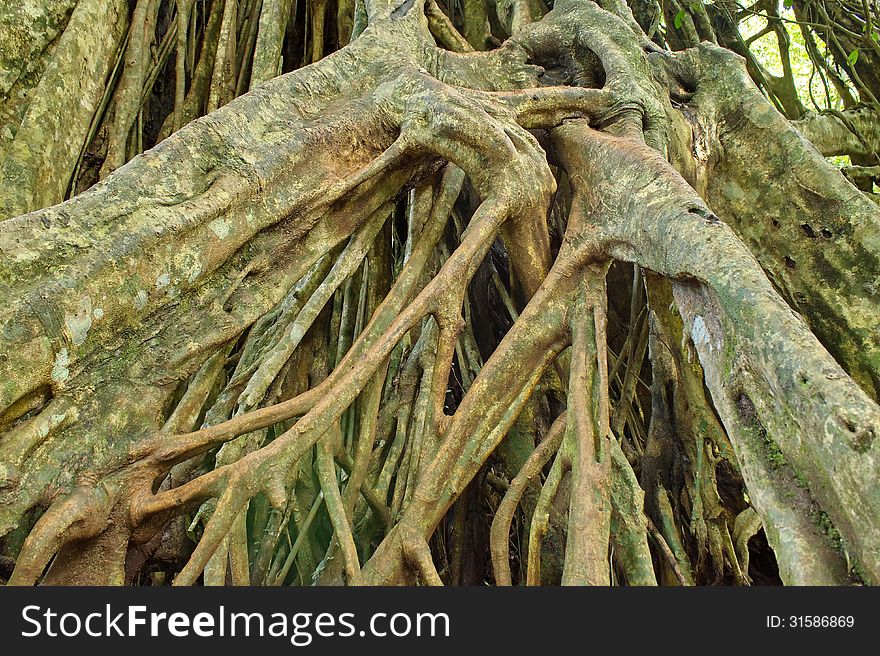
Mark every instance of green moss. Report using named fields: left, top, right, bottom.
left=816, top=510, right=843, bottom=552
left=764, top=435, right=786, bottom=469
left=850, top=560, right=867, bottom=584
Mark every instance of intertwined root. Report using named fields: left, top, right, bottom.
left=2, top=0, right=880, bottom=587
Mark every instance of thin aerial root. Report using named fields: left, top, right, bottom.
left=526, top=449, right=565, bottom=586
left=241, top=206, right=390, bottom=408
left=228, top=511, right=251, bottom=585
left=425, top=0, right=474, bottom=52
left=402, top=526, right=444, bottom=586
left=732, top=507, right=763, bottom=585
left=317, top=429, right=364, bottom=585
left=172, top=0, right=193, bottom=132
left=608, top=440, right=657, bottom=586
left=334, top=450, right=393, bottom=528
left=270, top=491, right=325, bottom=586
left=491, top=415, right=565, bottom=585
left=173, top=481, right=250, bottom=586
left=646, top=518, right=691, bottom=587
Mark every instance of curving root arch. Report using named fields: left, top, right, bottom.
left=1, top=0, right=878, bottom=586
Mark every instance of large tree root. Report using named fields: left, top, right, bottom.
left=2, top=0, right=879, bottom=586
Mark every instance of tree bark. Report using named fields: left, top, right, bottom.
left=1, top=0, right=878, bottom=587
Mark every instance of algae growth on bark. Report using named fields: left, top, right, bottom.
left=0, top=0, right=878, bottom=586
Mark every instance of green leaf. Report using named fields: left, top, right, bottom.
left=783, top=0, right=793, bottom=7
left=871, top=31, right=879, bottom=42
left=847, top=49, right=859, bottom=66
left=674, top=9, right=685, bottom=29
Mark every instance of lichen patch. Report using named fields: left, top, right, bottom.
left=51, top=348, right=70, bottom=383
left=63, top=295, right=92, bottom=346
left=209, top=217, right=232, bottom=240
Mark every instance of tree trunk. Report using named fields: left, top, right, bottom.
left=1, top=0, right=878, bottom=587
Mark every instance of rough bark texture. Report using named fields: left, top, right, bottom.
left=0, top=0, right=878, bottom=587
